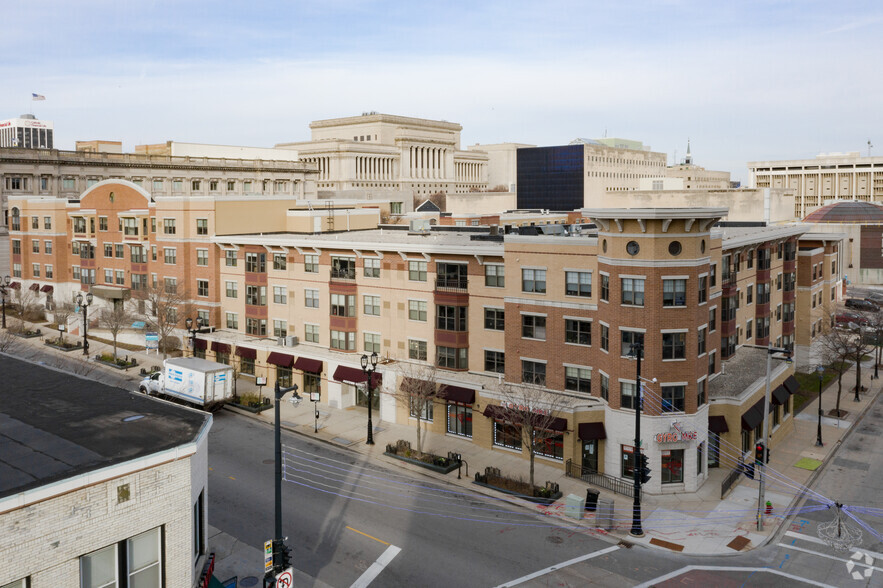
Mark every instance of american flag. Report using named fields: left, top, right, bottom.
left=32, top=93, right=46, bottom=101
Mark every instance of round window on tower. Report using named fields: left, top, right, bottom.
left=669, top=241, right=682, bottom=256
left=602, top=239, right=608, bottom=253
left=626, top=241, right=640, bottom=256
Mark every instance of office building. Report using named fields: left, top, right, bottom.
left=0, top=114, right=54, bottom=149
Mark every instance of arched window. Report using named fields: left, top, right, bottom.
left=10, top=207, right=20, bottom=230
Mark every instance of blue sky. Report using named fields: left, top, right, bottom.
left=3, top=0, right=881, bottom=182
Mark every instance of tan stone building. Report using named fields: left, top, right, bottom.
left=748, top=151, right=883, bottom=218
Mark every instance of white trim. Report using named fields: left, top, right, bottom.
left=660, top=328, right=688, bottom=333
left=519, top=311, right=547, bottom=318
left=562, top=315, right=592, bottom=322
left=519, top=356, right=547, bottom=364
left=618, top=273, right=647, bottom=279
left=661, top=275, right=690, bottom=280
left=598, top=256, right=710, bottom=268
left=504, top=297, right=596, bottom=311
left=563, top=363, right=592, bottom=371
left=619, top=326, right=647, bottom=333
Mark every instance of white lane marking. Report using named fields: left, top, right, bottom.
left=495, top=545, right=619, bottom=587
left=777, top=543, right=883, bottom=572
left=785, top=530, right=883, bottom=560
left=784, top=530, right=828, bottom=546
left=350, top=544, right=401, bottom=588
left=634, top=565, right=837, bottom=588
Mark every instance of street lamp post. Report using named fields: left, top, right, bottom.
left=184, top=316, right=204, bottom=356
left=816, top=365, right=825, bottom=447
left=265, top=380, right=301, bottom=584
left=756, top=344, right=791, bottom=531
left=0, top=275, right=10, bottom=329
left=75, top=292, right=94, bottom=356
left=628, top=342, right=644, bottom=538
left=360, top=351, right=379, bottom=445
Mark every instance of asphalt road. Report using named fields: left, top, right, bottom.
left=206, top=400, right=883, bottom=587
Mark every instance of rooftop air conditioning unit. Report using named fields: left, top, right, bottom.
left=286, top=336, right=298, bottom=346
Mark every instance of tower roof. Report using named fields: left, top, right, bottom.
left=803, top=200, right=883, bottom=223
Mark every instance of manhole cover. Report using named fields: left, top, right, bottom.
left=240, top=577, right=259, bottom=587
left=262, top=459, right=274, bottom=464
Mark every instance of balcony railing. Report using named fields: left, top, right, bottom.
left=435, top=277, right=468, bottom=291
left=330, top=267, right=356, bottom=281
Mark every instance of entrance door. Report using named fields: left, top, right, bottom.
left=582, top=440, right=598, bottom=472
left=708, top=433, right=720, bottom=468
left=356, top=383, right=380, bottom=410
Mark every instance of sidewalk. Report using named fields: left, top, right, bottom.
left=7, top=322, right=881, bottom=569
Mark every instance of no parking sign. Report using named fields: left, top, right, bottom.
left=275, top=568, right=294, bottom=587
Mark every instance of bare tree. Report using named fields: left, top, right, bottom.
left=394, top=362, right=439, bottom=455
left=11, top=287, right=39, bottom=332
left=52, top=302, right=75, bottom=345
left=493, top=383, right=573, bottom=490
left=100, top=304, right=133, bottom=359
left=0, top=329, right=19, bottom=354
left=129, top=282, right=188, bottom=359
left=818, top=309, right=873, bottom=412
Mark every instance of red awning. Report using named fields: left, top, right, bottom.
left=267, top=352, right=294, bottom=367
left=193, top=338, right=208, bottom=350
left=8, top=282, right=20, bottom=290
left=578, top=422, right=607, bottom=440
left=235, top=347, right=256, bottom=359
left=437, top=384, right=475, bottom=404
left=483, top=405, right=565, bottom=431
left=708, top=415, right=729, bottom=433
left=782, top=375, right=800, bottom=395
left=40, top=284, right=53, bottom=293
left=211, top=341, right=231, bottom=354
left=294, top=357, right=323, bottom=374
left=333, top=365, right=381, bottom=387
left=29, top=283, right=40, bottom=291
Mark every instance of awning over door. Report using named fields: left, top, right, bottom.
left=783, top=375, right=800, bottom=395
left=708, top=415, right=729, bottom=433
left=437, top=384, right=475, bottom=404
left=578, top=422, right=607, bottom=440
left=211, top=341, right=231, bottom=354
left=235, top=347, right=256, bottom=359
left=333, top=365, right=382, bottom=387
left=193, top=338, right=207, bottom=350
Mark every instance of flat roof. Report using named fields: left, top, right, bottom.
left=0, top=354, right=210, bottom=500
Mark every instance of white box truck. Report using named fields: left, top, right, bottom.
left=139, top=357, right=234, bottom=410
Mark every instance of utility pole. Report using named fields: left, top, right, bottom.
left=757, top=344, right=791, bottom=531
left=630, top=342, right=645, bottom=537
left=265, top=380, right=300, bottom=586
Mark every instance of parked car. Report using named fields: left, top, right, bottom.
left=864, top=297, right=883, bottom=308
left=866, top=292, right=883, bottom=305
left=845, top=298, right=879, bottom=312
left=836, top=311, right=869, bottom=326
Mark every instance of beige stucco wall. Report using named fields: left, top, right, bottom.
left=446, top=191, right=517, bottom=215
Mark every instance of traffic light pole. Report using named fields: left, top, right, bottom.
left=630, top=343, right=644, bottom=538
left=266, top=381, right=299, bottom=586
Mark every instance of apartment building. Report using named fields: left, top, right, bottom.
left=192, top=208, right=817, bottom=495
left=748, top=151, right=883, bottom=218
left=516, top=139, right=668, bottom=211
left=7, top=181, right=383, bottom=328
left=276, top=112, right=490, bottom=196
left=0, top=144, right=319, bottom=275
left=10, top=183, right=839, bottom=495
left=0, top=354, right=212, bottom=588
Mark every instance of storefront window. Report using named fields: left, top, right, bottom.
left=621, top=445, right=636, bottom=478
left=533, top=431, right=564, bottom=460
left=493, top=420, right=521, bottom=451
left=447, top=404, right=472, bottom=437
left=661, top=449, right=684, bottom=484
left=276, top=366, right=292, bottom=387
left=240, top=357, right=255, bottom=375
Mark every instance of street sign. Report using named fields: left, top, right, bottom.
left=275, top=568, right=294, bottom=587
left=310, top=391, right=320, bottom=402
left=256, top=376, right=268, bottom=386
left=264, top=540, right=273, bottom=572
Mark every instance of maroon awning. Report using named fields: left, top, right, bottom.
left=294, top=357, right=323, bottom=374
left=708, top=415, right=729, bottom=433
left=29, top=283, right=40, bottom=291
left=578, top=422, right=607, bottom=440
left=211, top=341, right=231, bottom=354
left=8, top=282, right=20, bottom=290
left=193, top=338, right=207, bottom=350
left=783, top=375, right=800, bottom=395
left=771, top=385, right=789, bottom=406
left=437, top=384, right=475, bottom=404
left=235, top=347, right=256, bottom=359
left=483, top=405, right=507, bottom=420
left=267, top=352, right=294, bottom=367
left=482, top=405, right=565, bottom=431
left=40, top=284, right=53, bottom=293
left=333, top=365, right=381, bottom=387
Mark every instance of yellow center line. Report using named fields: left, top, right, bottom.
left=228, top=476, right=236, bottom=480
left=346, top=525, right=390, bottom=546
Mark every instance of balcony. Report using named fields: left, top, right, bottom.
left=330, top=267, right=356, bottom=281
left=435, top=277, right=468, bottom=292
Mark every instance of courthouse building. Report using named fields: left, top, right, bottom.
left=9, top=180, right=843, bottom=495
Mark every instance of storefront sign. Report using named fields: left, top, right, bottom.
left=656, top=421, right=697, bottom=443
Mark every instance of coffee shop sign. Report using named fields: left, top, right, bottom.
left=656, top=422, right=697, bottom=443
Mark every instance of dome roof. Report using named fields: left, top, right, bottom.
left=803, top=200, right=883, bottom=223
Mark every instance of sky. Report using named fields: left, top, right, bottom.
left=2, top=0, right=881, bottom=183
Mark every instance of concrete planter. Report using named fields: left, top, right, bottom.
left=44, top=341, right=83, bottom=352
left=13, top=329, right=42, bottom=339
left=96, top=358, right=137, bottom=370
left=229, top=401, right=274, bottom=414
left=472, top=480, right=563, bottom=505
left=383, top=451, right=460, bottom=474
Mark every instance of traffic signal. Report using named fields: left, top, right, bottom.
left=764, top=445, right=771, bottom=464
left=639, top=453, right=651, bottom=484
left=280, top=543, right=292, bottom=569
left=755, top=442, right=765, bottom=464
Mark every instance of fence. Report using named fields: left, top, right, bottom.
left=565, top=459, right=640, bottom=499
left=721, top=461, right=747, bottom=499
